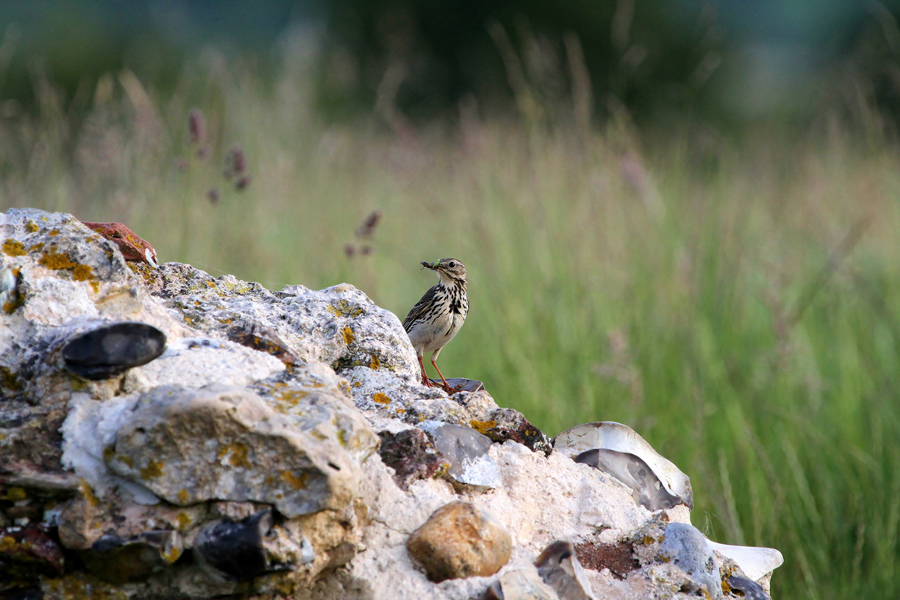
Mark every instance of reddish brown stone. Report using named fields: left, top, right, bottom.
left=81, top=221, right=158, bottom=267
left=0, top=524, right=65, bottom=579
left=378, top=429, right=449, bottom=489
left=574, top=540, right=639, bottom=579
left=406, top=501, right=511, bottom=583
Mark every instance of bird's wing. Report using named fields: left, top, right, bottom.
left=403, top=284, right=439, bottom=331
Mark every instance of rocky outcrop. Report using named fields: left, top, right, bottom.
left=0, top=208, right=783, bottom=599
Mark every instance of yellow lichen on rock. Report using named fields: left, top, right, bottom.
left=217, top=441, right=252, bottom=468
left=469, top=420, right=498, bottom=435
left=280, top=469, right=309, bottom=490
left=2, top=239, right=26, bottom=256
left=140, top=459, right=164, bottom=479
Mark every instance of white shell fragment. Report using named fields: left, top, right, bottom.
left=706, top=539, right=784, bottom=581
left=554, top=421, right=693, bottom=510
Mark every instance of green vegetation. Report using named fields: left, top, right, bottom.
left=3, top=62, right=900, bottom=599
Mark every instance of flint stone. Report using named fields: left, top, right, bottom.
left=420, top=421, right=502, bottom=488
left=194, top=508, right=306, bottom=582
left=574, top=448, right=680, bottom=511
left=726, top=576, right=770, bottom=600
left=658, top=522, right=723, bottom=600
left=406, top=501, right=512, bottom=583
left=62, top=321, right=166, bottom=380
left=534, top=540, right=597, bottom=600
left=104, top=384, right=369, bottom=517
left=484, top=565, right=558, bottom=600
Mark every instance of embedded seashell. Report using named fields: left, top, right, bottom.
left=554, top=421, right=692, bottom=510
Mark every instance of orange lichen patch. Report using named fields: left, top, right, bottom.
left=28, top=243, right=44, bottom=252
left=25, top=221, right=39, bottom=233
left=0, top=536, right=17, bottom=553
left=39, top=250, right=78, bottom=270
left=373, top=392, right=391, bottom=405
left=396, top=408, right=406, bottom=414
left=369, top=354, right=381, bottom=369
left=2, top=239, right=25, bottom=256
left=162, top=543, right=183, bottom=564
left=177, top=489, right=190, bottom=504
left=469, top=420, right=498, bottom=435
left=217, top=442, right=252, bottom=468
left=342, top=326, right=355, bottom=345
left=72, top=264, right=94, bottom=281
left=140, top=459, right=164, bottom=479
left=78, top=479, right=99, bottom=507
left=328, top=300, right=364, bottom=317
left=280, top=469, right=309, bottom=490
left=272, top=389, right=309, bottom=412
left=48, top=229, right=60, bottom=237
left=176, top=511, right=191, bottom=530
left=3, top=487, right=26, bottom=501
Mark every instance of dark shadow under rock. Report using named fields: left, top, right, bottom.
left=81, top=530, right=183, bottom=584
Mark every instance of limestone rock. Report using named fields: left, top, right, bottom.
left=347, top=367, right=551, bottom=454
left=0, top=208, right=784, bottom=600
left=102, top=384, right=367, bottom=517
left=140, top=262, right=421, bottom=379
left=406, top=501, right=512, bottom=583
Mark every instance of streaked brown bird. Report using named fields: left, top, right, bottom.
left=403, top=258, right=469, bottom=393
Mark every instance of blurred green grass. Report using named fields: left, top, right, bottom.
left=3, top=62, right=900, bottom=599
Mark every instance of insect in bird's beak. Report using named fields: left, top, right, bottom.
left=421, top=260, right=439, bottom=270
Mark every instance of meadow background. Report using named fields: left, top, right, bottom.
left=3, top=2, right=900, bottom=599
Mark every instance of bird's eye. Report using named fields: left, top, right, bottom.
left=449, top=261, right=457, bottom=268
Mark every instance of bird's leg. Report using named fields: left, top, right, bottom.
left=431, top=357, right=461, bottom=394
left=416, top=354, right=434, bottom=387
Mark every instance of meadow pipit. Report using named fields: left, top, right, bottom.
left=403, top=258, right=469, bottom=393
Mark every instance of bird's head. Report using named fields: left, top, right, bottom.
left=421, top=258, right=467, bottom=285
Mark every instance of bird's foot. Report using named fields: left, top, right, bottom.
left=441, top=382, right=463, bottom=394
